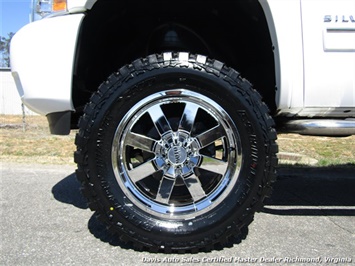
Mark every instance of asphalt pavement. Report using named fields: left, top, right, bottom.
left=1, top=163, right=354, bottom=265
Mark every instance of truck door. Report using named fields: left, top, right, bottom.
left=301, top=0, right=355, bottom=111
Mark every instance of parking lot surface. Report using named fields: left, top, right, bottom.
left=1, top=163, right=354, bottom=265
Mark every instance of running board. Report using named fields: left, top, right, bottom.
left=281, top=119, right=355, bottom=136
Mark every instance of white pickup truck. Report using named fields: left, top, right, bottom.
left=10, top=0, right=355, bottom=253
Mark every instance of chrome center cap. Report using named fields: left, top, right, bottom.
left=168, top=145, right=187, bottom=166
left=153, top=130, right=202, bottom=178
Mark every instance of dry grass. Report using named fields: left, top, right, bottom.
left=277, top=133, right=355, bottom=166
left=0, top=115, right=76, bottom=165
left=1, top=115, right=354, bottom=166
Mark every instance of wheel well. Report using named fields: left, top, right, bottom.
left=72, top=0, right=276, bottom=127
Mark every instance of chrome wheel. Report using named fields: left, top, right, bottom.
left=112, top=89, right=243, bottom=219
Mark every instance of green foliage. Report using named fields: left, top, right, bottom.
left=0, top=32, right=15, bottom=67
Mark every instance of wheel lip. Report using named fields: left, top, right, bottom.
left=111, top=89, right=243, bottom=220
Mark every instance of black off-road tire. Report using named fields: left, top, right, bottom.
left=75, top=52, right=278, bottom=253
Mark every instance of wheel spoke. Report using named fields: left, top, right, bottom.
left=128, top=159, right=157, bottom=183
left=125, top=132, right=156, bottom=152
left=196, top=124, right=225, bottom=148
left=156, top=177, right=176, bottom=204
left=178, top=102, right=199, bottom=133
left=148, top=105, right=172, bottom=136
left=183, top=174, right=206, bottom=202
left=199, top=155, right=228, bottom=176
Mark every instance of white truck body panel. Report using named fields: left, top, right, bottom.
left=259, top=0, right=304, bottom=112
left=301, top=0, right=355, bottom=108
left=10, top=14, right=84, bottom=115
left=261, top=0, right=355, bottom=116
left=10, top=0, right=355, bottom=119
left=67, top=0, right=96, bottom=12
